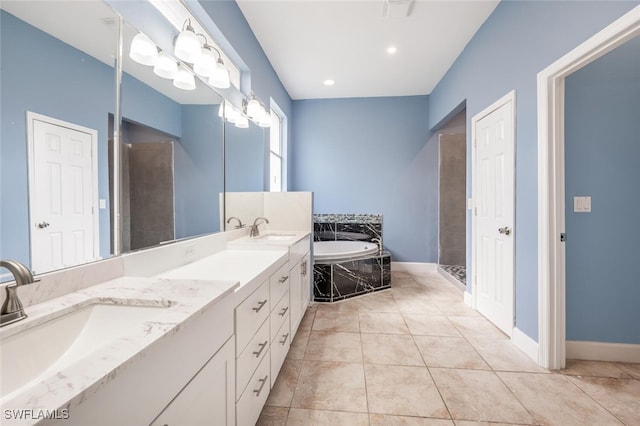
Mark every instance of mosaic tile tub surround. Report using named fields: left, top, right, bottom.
left=313, top=214, right=391, bottom=302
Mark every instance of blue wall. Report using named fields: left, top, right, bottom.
left=292, top=96, right=433, bottom=262
left=0, top=10, right=114, bottom=266
left=225, top=122, right=266, bottom=192
left=564, top=37, right=640, bottom=344
left=428, top=1, right=639, bottom=341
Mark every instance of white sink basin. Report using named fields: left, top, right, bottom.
left=257, top=233, right=296, bottom=241
left=0, top=301, right=169, bottom=401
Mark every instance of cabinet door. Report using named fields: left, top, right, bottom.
left=301, top=254, right=311, bottom=311
left=151, top=337, right=235, bottom=426
left=289, top=261, right=302, bottom=335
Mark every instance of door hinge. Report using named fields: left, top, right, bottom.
left=560, top=233, right=566, bottom=242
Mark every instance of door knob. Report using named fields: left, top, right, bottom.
left=37, top=221, right=50, bottom=229
left=498, top=226, right=511, bottom=236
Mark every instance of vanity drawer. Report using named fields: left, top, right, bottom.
left=269, top=262, right=290, bottom=305
left=270, top=291, right=290, bottom=342
left=236, top=353, right=270, bottom=426
left=270, top=315, right=290, bottom=387
left=235, top=280, right=269, bottom=354
left=236, top=319, right=269, bottom=401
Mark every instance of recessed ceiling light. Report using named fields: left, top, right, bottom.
left=387, top=46, right=397, bottom=54
left=323, top=79, right=335, bottom=86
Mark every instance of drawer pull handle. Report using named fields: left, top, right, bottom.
left=279, top=276, right=289, bottom=283
left=279, top=333, right=289, bottom=345
left=253, top=376, right=268, bottom=397
left=252, top=300, right=267, bottom=313
left=253, top=341, right=268, bottom=358
left=279, top=306, right=289, bottom=317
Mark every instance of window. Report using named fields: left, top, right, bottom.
left=269, top=107, right=284, bottom=191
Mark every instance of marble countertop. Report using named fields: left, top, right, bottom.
left=226, top=230, right=310, bottom=249
left=0, top=275, right=238, bottom=421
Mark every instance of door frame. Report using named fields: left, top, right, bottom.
left=470, top=90, right=516, bottom=335
left=536, top=6, right=640, bottom=369
left=26, top=111, right=100, bottom=268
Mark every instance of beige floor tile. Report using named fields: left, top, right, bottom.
left=561, top=359, right=633, bottom=378
left=266, top=359, right=302, bottom=407
left=568, top=376, right=640, bottom=425
left=617, top=362, right=640, bottom=379
left=414, top=336, right=489, bottom=370
left=315, top=297, right=360, bottom=313
left=256, top=406, right=289, bottom=426
left=287, top=329, right=310, bottom=360
left=291, top=361, right=367, bottom=412
left=353, top=290, right=399, bottom=312
left=453, top=421, right=532, bottom=426
left=434, top=301, right=480, bottom=316
left=392, top=285, right=433, bottom=299
left=467, top=338, right=548, bottom=373
left=359, top=312, right=410, bottom=334
left=370, top=413, right=454, bottom=425
left=361, top=333, right=424, bottom=366
left=448, top=316, right=508, bottom=339
left=499, top=371, right=624, bottom=425
left=287, top=408, right=369, bottom=425
left=403, top=314, right=461, bottom=337
left=430, top=368, right=534, bottom=424
left=365, top=364, right=449, bottom=418
left=297, top=308, right=316, bottom=332
left=394, top=297, right=442, bottom=314
left=312, top=309, right=360, bottom=332
left=304, top=331, right=363, bottom=362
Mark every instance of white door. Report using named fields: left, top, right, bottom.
left=473, top=93, right=515, bottom=336
left=28, top=113, right=99, bottom=274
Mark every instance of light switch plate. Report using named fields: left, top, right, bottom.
left=573, top=196, right=591, bottom=213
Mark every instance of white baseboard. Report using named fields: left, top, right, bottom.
left=391, top=262, right=437, bottom=273
left=566, top=340, right=640, bottom=363
left=463, top=291, right=472, bottom=307
left=512, top=327, right=539, bottom=364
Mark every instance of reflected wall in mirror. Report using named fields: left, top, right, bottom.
left=224, top=119, right=266, bottom=230
left=0, top=1, right=117, bottom=276
left=118, top=20, right=224, bottom=252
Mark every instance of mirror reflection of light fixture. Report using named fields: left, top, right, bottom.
left=153, top=51, right=178, bottom=79
left=174, top=19, right=201, bottom=63
left=245, top=97, right=262, bottom=119
left=243, top=97, right=271, bottom=128
left=235, top=114, right=249, bottom=128
left=173, top=65, right=196, bottom=90
left=129, top=32, right=158, bottom=66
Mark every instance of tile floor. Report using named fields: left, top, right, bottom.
left=257, top=270, right=640, bottom=426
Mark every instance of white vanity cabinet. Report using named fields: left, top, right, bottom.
left=150, top=337, right=235, bottom=426
left=288, top=237, right=311, bottom=335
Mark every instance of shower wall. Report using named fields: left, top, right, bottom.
left=438, top=133, right=466, bottom=266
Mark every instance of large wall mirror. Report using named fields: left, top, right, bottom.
left=1, top=1, right=118, bottom=276
left=119, top=20, right=224, bottom=252
left=224, top=118, right=267, bottom=230
left=0, top=0, right=226, bottom=279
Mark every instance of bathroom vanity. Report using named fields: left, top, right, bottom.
left=0, top=229, right=312, bottom=426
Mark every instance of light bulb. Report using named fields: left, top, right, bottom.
left=153, top=52, right=178, bottom=79
left=173, top=65, right=195, bottom=90
left=193, top=45, right=217, bottom=77
left=209, top=60, right=231, bottom=89
left=174, top=25, right=201, bottom=63
left=129, top=33, right=158, bottom=66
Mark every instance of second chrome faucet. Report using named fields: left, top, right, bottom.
left=249, top=217, right=269, bottom=237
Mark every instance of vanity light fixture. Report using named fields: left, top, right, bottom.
left=245, top=97, right=263, bottom=119
left=193, top=42, right=218, bottom=78
left=209, top=57, right=231, bottom=89
left=173, top=65, right=196, bottom=90
left=256, top=109, right=272, bottom=128
left=153, top=51, right=178, bottom=79
left=235, top=114, right=249, bottom=128
left=129, top=32, right=158, bottom=66
left=174, top=19, right=201, bottom=63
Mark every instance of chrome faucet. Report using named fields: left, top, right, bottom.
left=250, top=217, right=269, bottom=237
left=1, top=260, right=36, bottom=327
left=226, top=216, right=245, bottom=229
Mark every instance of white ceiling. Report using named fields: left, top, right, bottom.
left=236, top=0, right=500, bottom=100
